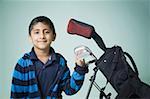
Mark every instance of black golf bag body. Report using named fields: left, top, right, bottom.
left=67, top=18, right=150, bottom=99
left=96, top=45, right=150, bottom=99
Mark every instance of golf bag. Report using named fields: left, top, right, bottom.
left=67, top=19, right=150, bottom=99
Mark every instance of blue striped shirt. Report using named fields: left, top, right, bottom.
left=11, top=47, right=88, bottom=98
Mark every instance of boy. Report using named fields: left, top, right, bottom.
left=11, top=16, right=88, bottom=98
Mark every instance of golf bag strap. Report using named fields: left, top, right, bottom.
left=124, top=52, right=139, bottom=76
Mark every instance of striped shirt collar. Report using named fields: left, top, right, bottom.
left=29, top=47, right=57, bottom=62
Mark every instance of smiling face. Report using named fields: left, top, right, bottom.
left=29, top=22, right=55, bottom=51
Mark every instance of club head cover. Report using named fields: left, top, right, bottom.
left=67, top=19, right=95, bottom=39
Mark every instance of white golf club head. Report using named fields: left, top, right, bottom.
left=74, top=45, right=97, bottom=65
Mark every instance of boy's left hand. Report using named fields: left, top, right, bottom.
left=75, top=57, right=86, bottom=67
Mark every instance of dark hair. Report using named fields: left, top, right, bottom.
left=29, top=16, right=56, bottom=36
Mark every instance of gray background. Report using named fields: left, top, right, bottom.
left=0, top=0, right=149, bottom=98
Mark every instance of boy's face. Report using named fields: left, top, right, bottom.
left=29, top=22, right=55, bottom=50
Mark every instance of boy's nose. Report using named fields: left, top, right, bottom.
left=40, top=33, right=45, bottom=39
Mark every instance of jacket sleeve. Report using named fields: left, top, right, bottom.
left=11, top=58, right=26, bottom=98
left=60, top=58, right=88, bottom=95
left=10, top=57, right=37, bottom=98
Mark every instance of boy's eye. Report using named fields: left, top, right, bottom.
left=34, top=32, right=39, bottom=34
left=45, top=31, right=50, bottom=34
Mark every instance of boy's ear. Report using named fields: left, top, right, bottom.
left=53, top=33, right=56, bottom=41
left=28, top=35, right=32, bottom=43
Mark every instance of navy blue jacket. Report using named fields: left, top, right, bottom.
left=11, top=48, right=88, bottom=99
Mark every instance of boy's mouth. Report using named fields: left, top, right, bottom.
left=38, top=40, right=47, bottom=42
left=37, top=41, right=47, bottom=44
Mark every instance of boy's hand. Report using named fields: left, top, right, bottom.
left=75, top=57, right=86, bottom=67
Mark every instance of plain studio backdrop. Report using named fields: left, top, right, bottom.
left=0, top=0, right=149, bottom=98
